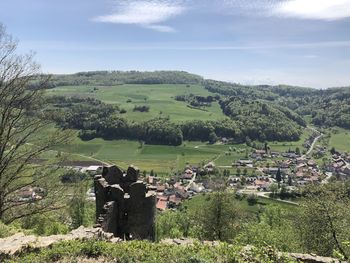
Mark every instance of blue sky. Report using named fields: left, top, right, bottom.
left=1, top=0, right=350, bottom=88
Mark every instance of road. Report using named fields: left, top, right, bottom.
left=238, top=189, right=299, bottom=205
left=185, top=173, right=197, bottom=191
left=303, top=127, right=323, bottom=157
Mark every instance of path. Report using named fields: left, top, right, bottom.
left=26, top=143, right=111, bottom=166
left=238, top=189, right=299, bottom=205
left=185, top=173, right=197, bottom=191
left=303, top=127, right=323, bottom=157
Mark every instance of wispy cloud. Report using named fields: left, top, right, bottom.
left=272, top=0, right=350, bottom=20
left=92, top=0, right=186, bottom=32
left=222, top=0, right=350, bottom=21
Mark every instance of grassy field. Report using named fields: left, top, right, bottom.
left=52, top=136, right=248, bottom=176
left=47, top=127, right=313, bottom=175
left=47, top=84, right=226, bottom=123
left=329, top=128, right=350, bottom=153
left=183, top=192, right=298, bottom=215
left=268, top=128, right=312, bottom=153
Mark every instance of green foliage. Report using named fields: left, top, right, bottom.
left=47, top=70, right=204, bottom=87
left=19, top=213, right=69, bottom=236
left=246, top=194, right=258, bottom=206
left=220, top=98, right=303, bottom=142
left=0, top=221, right=18, bottom=238
left=156, top=210, right=191, bottom=241
left=190, top=191, right=246, bottom=241
left=69, top=182, right=95, bottom=229
left=293, top=184, right=350, bottom=259
left=235, top=205, right=301, bottom=252
left=7, top=239, right=299, bottom=263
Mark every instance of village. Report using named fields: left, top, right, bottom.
left=15, top=130, right=350, bottom=212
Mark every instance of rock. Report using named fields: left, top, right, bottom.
left=0, top=227, right=112, bottom=258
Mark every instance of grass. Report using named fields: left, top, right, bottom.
left=47, top=84, right=226, bottom=123
left=183, top=192, right=297, bottom=215
left=52, top=136, right=248, bottom=176
left=47, top=126, right=314, bottom=175
left=268, top=128, right=312, bottom=153
left=328, top=128, right=350, bottom=153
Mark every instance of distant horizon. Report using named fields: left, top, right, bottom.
left=45, top=69, right=349, bottom=90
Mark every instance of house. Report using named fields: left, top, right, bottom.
left=234, top=160, right=253, bottom=167
left=156, top=184, right=166, bottom=192
left=204, top=162, right=215, bottom=173
left=147, top=176, right=159, bottom=186
left=17, top=187, right=43, bottom=202
left=188, top=182, right=205, bottom=193
left=168, top=195, right=182, bottom=206
left=251, top=150, right=267, bottom=159
left=254, top=180, right=271, bottom=191
left=307, top=160, right=317, bottom=167
left=281, top=160, right=292, bottom=169
left=282, top=152, right=299, bottom=159
left=81, top=165, right=102, bottom=175
left=270, top=151, right=280, bottom=158
left=262, top=167, right=281, bottom=175
left=156, top=200, right=168, bottom=211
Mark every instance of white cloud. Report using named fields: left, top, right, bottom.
left=93, top=0, right=185, bottom=32
left=272, top=0, right=350, bottom=20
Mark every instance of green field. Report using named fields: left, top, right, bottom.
left=47, top=84, right=226, bottom=123
left=268, top=128, right=312, bottom=153
left=48, top=127, right=313, bottom=175
left=329, top=128, right=350, bottom=153
left=183, top=192, right=297, bottom=215
left=53, top=136, right=248, bottom=175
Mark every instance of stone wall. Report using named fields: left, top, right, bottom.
left=94, top=165, right=156, bottom=241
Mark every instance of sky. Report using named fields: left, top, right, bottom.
left=1, top=0, right=350, bottom=88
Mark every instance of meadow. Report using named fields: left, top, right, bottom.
left=53, top=136, right=248, bottom=176
left=329, top=128, right=350, bottom=153
left=183, top=192, right=298, bottom=215
left=47, top=84, right=226, bottom=123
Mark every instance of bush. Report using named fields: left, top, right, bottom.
left=247, top=194, right=258, bottom=206
left=0, top=221, right=17, bottom=238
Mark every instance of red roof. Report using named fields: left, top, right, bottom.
left=156, top=200, right=167, bottom=211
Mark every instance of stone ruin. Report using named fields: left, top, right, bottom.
left=94, top=165, right=156, bottom=241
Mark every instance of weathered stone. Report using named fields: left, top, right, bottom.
left=103, top=165, right=123, bottom=185
left=0, top=227, right=117, bottom=258
left=129, top=181, right=147, bottom=199
left=126, top=165, right=139, bottom=181
left=127, top=192, right=156, bottom=240
left=95, top=164, right=156, bottom=241
left=94, top=176, right=109, bottom=221
left=100, top=201, right=118, bottom=236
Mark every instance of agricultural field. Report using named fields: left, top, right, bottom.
left=45, top=126, right=313, bottom=176
left=267, top=128, right=312, bottom=153
left=52, top=136, right=248, bottom=176
left=47, top=84, right=226, bottom=123
left=328, top=128, right=350, bottom=153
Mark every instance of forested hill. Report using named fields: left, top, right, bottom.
left=46, top=71, right=203, bottom=87
left=42, top=71, right=350, bottom=145
left=204, top=79, right=350, bottom=129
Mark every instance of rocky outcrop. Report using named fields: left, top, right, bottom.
left=0, top=226, right=119, bottom=258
